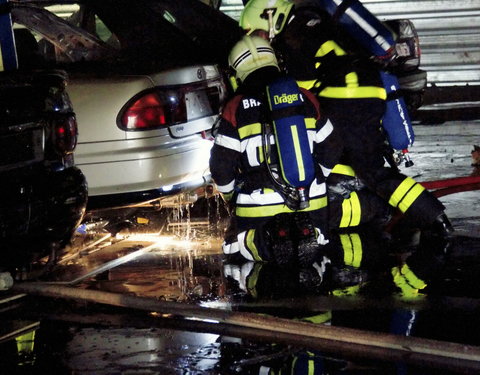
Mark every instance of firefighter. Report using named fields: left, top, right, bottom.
left=239, top=0, right=454, bottom=238
left=210, top=35, right=338, bottom=267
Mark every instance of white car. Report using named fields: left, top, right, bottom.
left=11, top=0, right=243, bottom=210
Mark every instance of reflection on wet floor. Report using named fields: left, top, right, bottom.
left=2, top=121, right=480, bottom=374
left=3, top=224, right=480, bottom=374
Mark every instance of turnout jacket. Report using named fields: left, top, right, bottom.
left=274, top=6, right=386, bottom=100
left=210, top=87, right=336, bottom=224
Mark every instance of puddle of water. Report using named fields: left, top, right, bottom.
left=2, top=305, right=479, bottom=375
left=2, top=229, right=480, bottom=374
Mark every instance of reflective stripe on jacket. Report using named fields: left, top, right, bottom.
left=210, top=87, right=334, bottom=219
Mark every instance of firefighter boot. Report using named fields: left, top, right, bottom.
left=420, top=213, right=454, bottom=255
left=294, top=212, right=319, bottom=268
left=431, top=213, right=454, bottom=239
left=268, top=214, right=295, bottom=266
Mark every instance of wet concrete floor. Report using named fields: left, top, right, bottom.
left=1, top=121, right=480, bottom=374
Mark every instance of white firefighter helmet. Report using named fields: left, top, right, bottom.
left=228, top=35, right=280, bottom=83
left=239, top=0, right=294, bottom=39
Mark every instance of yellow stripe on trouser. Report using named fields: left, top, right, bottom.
left=16, top=330, right=36, bottom=353
left=290, top=125, right=305, bottom=181
left=245, top=229, right=262, bottom=261
left=340, top=191, right=361, bottom=227
left=392, top=264, right=426, bottom=297
left=388, top=177, right=426, bottom=213
left=340, top=233, right=362, bottom=268
left=236, top=196, right=328, bottom=218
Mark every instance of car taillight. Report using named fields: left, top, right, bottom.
left=54, top=114, right=78, bottom=155
left=119, top=90, right=187, bottom=131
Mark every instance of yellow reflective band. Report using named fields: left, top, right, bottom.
left=300, top=311, right=332, bottom=324
left=290, top=125, right=305, bottom=181
left=340, top=197, right=352, bottom=228
left=393, top=273, right=418, bottom=297
left=258, top=148, right=272, bottom=164
left=305, top=118, right=316, bottom=129
left=401, top=264, right=427, bottom=289
left=331, top=164, right=356, bottom=177
left=246, top=229, right=262, bottom=261
left=332, top=284, right=361, bottom=296
left=339, top=192, right=361, bottom=228
left=258, top=146, right=264, bottom=163
left=388, top=177, right=425, bottom=213
left=350, top=192, right=361, bottom=226
left=16, top=330, right=36, bottom=353
left=399, top=183, right=425, bottom=213
left=238, top=122, right=262, bottom=139
left=136, top=216, right=149, bottom=224
left=345, top=72, right=359, bottom=87
left=229, top=75, right=238, bottom=92
left=340, top=233, right=362, bottom=268
left=315, top=40, right=347, bottom=57
left=297, top=80, right=317, bottom=90
left=389, top=177, right=416, bottom=208
left=309, top=359, right=315, bottom=375
left=391, top=264, right=427, bottom=298
left=319, top=86, right=387, bottom=99
left=246, top=262, right=263, bottom=299
left=291, top=356, right=299, bottom=373
left=236, top=196, right=328, bottom=217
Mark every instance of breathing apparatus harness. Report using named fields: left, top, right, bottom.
left=261, top=76, right=316, bottom=211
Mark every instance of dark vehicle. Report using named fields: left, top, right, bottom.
left=0, top=69, right=88, bottom=271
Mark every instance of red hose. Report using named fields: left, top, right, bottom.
left=420, top=175, right=480, bottom=190
left=419, top=175, right=480, bottom=197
